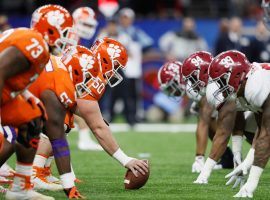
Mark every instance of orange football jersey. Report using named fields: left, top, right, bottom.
left=1, top=94, right=43, bottom=127
left=29, top=55, right=77, bottom=111
left=64, top=73, right=107, bottom=131
left=0, top=28, right=49, bottom=104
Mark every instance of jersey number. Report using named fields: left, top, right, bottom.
left=26, top=38, right=44, bottom=59
left=191, top=56, right=204, bottom=67
left=60, top=92, right=73, bottom=107
left=91, top=78, right=105, bottom=94
left=220, top=56, right=234, bottom=68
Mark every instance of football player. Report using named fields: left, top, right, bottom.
left=181, top=51, right=226, bottom=172
left=193, top=51, right=257, bottom=187
left=72, top=6, right=103, bottom=151
left=30, top=39, right=148, bottom=198
left=0, top=4, right=76, bottom=200
left=203, top=50, right=266, bottom=198
left=158, top=52, right=234, bottom=173
left=31, top=7, right=100, bottom=190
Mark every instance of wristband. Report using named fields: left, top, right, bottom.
left=112, top=148, right=133, bottom=166
left=232, top=135, right=243, bottom=154
left=245, top=148, right=255, bottom=166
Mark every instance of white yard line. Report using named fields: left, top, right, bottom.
left=109, top=123, right=197, bottom=133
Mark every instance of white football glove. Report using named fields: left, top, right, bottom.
left=225, top=148, right=254, bottom=180
left=192, top=156, right=205, bottom=173
left=193, top=158, right=216, bottom=184
left=233, top=166, right=263, bottom=198
left=226, top=151, right=245, bottom=189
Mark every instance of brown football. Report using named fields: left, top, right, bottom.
left=124, top=160, right=150, bottom=189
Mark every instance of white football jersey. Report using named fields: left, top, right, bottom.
left=240, top=62, right=270, bottom=113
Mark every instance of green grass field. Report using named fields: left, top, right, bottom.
left=2, top=131, right=270, bottom=199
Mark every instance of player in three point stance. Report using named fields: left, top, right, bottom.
left=0, top=4, right=76, bottom=200
left=158, top=52, right=236, bottom=173
left=204, top=50, right=268, bottom=198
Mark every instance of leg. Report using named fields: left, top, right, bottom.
left=6, top=119, right=54, bottom=200
left=0, top=126, right=16, bottom=167
left=75, top=115, right=102, bottom=151
left=32, top=135, right=62, bottom=191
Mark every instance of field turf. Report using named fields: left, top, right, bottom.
left=2, top=131, right=270, bottom=199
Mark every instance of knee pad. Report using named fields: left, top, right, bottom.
left=16, top=117, right=43, bottom=149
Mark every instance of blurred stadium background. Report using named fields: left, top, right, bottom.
left=1, top=1, right=269, bottom=199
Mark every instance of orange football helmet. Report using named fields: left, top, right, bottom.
left=72, top=7, right=98, bottom=40
left=31, top=4, right=77, bottom=55
left=91, top=37, right=128, bottom=87
left=60, top=45, right=99, bottom=98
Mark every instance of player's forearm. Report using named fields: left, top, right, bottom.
left=91, top=125, right=119, bottom=155
left=253, top=129, right=270, bottom=168
left=195, top=120, right=208, bottom=156
left=209, top=129, right=231, bottom=161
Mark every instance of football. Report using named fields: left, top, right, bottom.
left=124, top=160, right=150, bottom=189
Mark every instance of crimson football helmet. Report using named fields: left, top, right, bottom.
left=72, top=7, right=98, bottom=40
left=157, top=61, right=185, bottom=97
left=206, top=50, right=251, bottom=109
left=60, top=45, right=99, bottom=98
left=91, top=37, right=128, bottom=87
left=182, top=51, right=213, bottom=101
left=31, top=4, right=77, bottom=55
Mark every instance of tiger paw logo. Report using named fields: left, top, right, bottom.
left=47, top=10, right=65, bottom=27
left=107, top=44, right=121, bottom=58
left=80, top=54, right=95, bottom=71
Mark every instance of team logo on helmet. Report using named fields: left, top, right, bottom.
left=79, top=54, right=95, bottom=72
left=107, top=44, right=121, bottom=58
left=47, top=10, right=65, bottom=27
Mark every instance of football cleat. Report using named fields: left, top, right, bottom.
left=6, top=189, right=55, bottom=200
left=43, top=167, right=60, bottom=184
left=6, top=173, right=55, bottom=200
left=0, top=175, right=13, bottom=185
left=33, top=166, right=62, bottom=191
left=1, top=163, right=15, bottom=174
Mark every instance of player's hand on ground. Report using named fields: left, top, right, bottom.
left=193, top=170, right=209, bottom=184
left=226, top=152, right=245, bottom=189
left=193, top=173, right=208, bottom=184
left=226, top=174, right=245, bottom=189
left=233, top=183, right=254, bottom=198
left=192, top=156, right=204, bottom=173
left=226, top=148, right=254, bottom=180
left=125, top=159, right=149, bottom=177
left=225, top=161, right=251, bottom=179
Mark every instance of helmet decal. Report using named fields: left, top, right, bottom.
left=47, top=10, right=65, bottom=27
left=107, top=44, right=121, bottom=59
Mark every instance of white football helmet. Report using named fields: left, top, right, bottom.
left=72, top=7, right=98, bottom=40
